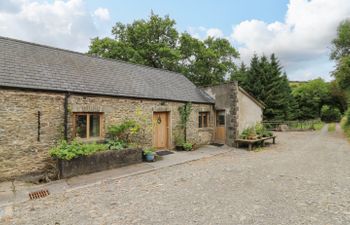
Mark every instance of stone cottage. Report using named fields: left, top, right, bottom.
left=0, top=36, right=264, bottom=182
left=0, top=37, right=215, bottom=181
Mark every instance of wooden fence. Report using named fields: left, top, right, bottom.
left=262, top=120, right=321, bottom=131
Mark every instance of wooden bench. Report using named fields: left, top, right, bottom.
left=235, top=136, right=276, bottom=151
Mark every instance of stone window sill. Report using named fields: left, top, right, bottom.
left=198, top=127, right=213, bottom=132
left=75, top=137, right=105, bottom=143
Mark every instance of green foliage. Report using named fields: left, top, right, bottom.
left=255, top=123, right=273, bottom=138
left=312, top=121, right=325, bottom=131
left=230, top=62, right=248, bottom=85
left=321, top=105, right=342, bottom=122
left=331, top=20, right=350, bottom=61
left=179, top=33, right=238, bottom=85
left=341, top=109, right=350, bottom=139
left=49, top=140, right=108, bottom=160
left=239, top=123, right=272, bottom=140
left=292, top=78, right=330, bottom=120
left=331, top=20, right=350, bottom=108
left=89, top=12, right=180, bottom=70
left=107, top=119, right=139, bottom=143
left=238, top=54, right=296, bottom=120
left=178, top=102, right=192, bottom=129
left=143, top=147, right=155, bottom=155
left=88, top=12, right=238, bottom=86
left=107, top=140, right=128, bottom=150
left=182, top=142, right=193, bottom=151
left=239, top=126, right=256, bottom=140
left=328, top=123, right=336, bottom=132
left=178, top=102, right=192, bottom=143
left=332, top=56, right=350, bottom=91
left=174, top=129, right=185, bottom=146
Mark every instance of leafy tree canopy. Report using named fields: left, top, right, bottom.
left=88, top=12, right=238, bottom=86
left=235, top=54, right=297, bottom=121
left=331, top=20, right=350, bottom=61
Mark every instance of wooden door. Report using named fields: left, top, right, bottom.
left=215, top=110, right=226, bottom=143
left=153, top=112, right=169, bottom=149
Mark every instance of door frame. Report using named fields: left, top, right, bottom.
left=152, top=111, right=170, bottom=149
left=215, top=110, right=226, bottom=143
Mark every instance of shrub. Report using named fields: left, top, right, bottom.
left=49, top=140, right=108, bottom=160
left=341, top=109, right=350, bottom=139
left=182, top=142, right=193, bottom=151
left=107, top=119, right=140, bottom=143
left=320, top=105, right=342, bottom=122
left=107, top=140, right=128, bottom=150
left=345, top=109, right=350, bottom=126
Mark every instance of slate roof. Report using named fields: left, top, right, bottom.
left=0, top=36, right=214, bottom=104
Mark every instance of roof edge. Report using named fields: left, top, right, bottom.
left=0, top=85, right=215, bottom=105
left=238, top=86, right=266, bottom=109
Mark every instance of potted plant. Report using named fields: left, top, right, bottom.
left=143, top=147, right=155, bottom=162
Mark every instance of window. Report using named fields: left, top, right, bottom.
left=216, top=111, right=225, bottom=126
left=198, top=112, right=210, bottom=128
left=73, top=113, right=102, bottom=139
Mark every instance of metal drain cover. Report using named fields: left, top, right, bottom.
left=29, top=189, right=50, bottom=200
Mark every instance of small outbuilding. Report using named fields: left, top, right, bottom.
left=202, top=83, right=265, bottom=146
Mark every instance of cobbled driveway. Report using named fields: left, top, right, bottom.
left=5, top=125, right=350, bottom=225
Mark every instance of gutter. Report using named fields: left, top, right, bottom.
left=63, top=92, right=71, bottom=141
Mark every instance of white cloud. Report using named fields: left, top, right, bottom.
left=231, top=0, right=350, bottom=81
left=187, top=26, right=225, bottom=40
left=0, top=0, right=110, bottom=52
left=94, top=7, right=110, bottom=21
left=206, top=28, right=224, bottom=38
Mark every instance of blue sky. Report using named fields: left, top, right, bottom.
left=86, top=0, right=289, bottom=35
left=0, top=0, right=349, bottom=81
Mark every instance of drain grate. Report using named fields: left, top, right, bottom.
left=29, top=189, right=50, bottom=200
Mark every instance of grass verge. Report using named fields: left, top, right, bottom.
left=341, top=116, right=350, bottom=139
left=328, top=123, right=336, bottom=132
left=313, top=121, right=325, bottom=130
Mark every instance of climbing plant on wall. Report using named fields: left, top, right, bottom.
left=178, top=102, right=192, bottom=142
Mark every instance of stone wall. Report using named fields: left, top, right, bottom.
left=0, top=89, right=65, bottom=182
left=0, top=88, right=214, bottom=181
left=202, top=82, right=239, bottom=146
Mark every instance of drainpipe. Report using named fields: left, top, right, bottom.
left=63, top=92, right=71, bottom=141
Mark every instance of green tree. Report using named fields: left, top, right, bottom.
left=330, top=20, right=350, bottom=107
left=242, top=54, right=295, bottom=120
left=331, top=20, right=350, bottom=60
left=89, top=12, right=180, bottom=71
left=88, top=12, right=239, bottom=86
left=230, top=62, right=248, bottom=86
left=179, top=33, right=238, bottom=85
left=292, top=78, right=330, bottom=120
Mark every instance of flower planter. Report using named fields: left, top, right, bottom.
left=57, top=148, right=142, bottom=178
left=145, top=153, right=155, bottom=162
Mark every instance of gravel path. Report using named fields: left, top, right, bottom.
left=4, top=126, right=350, bottom=225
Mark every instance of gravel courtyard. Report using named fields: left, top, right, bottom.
left=5, top=126, right=350, bottom=225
